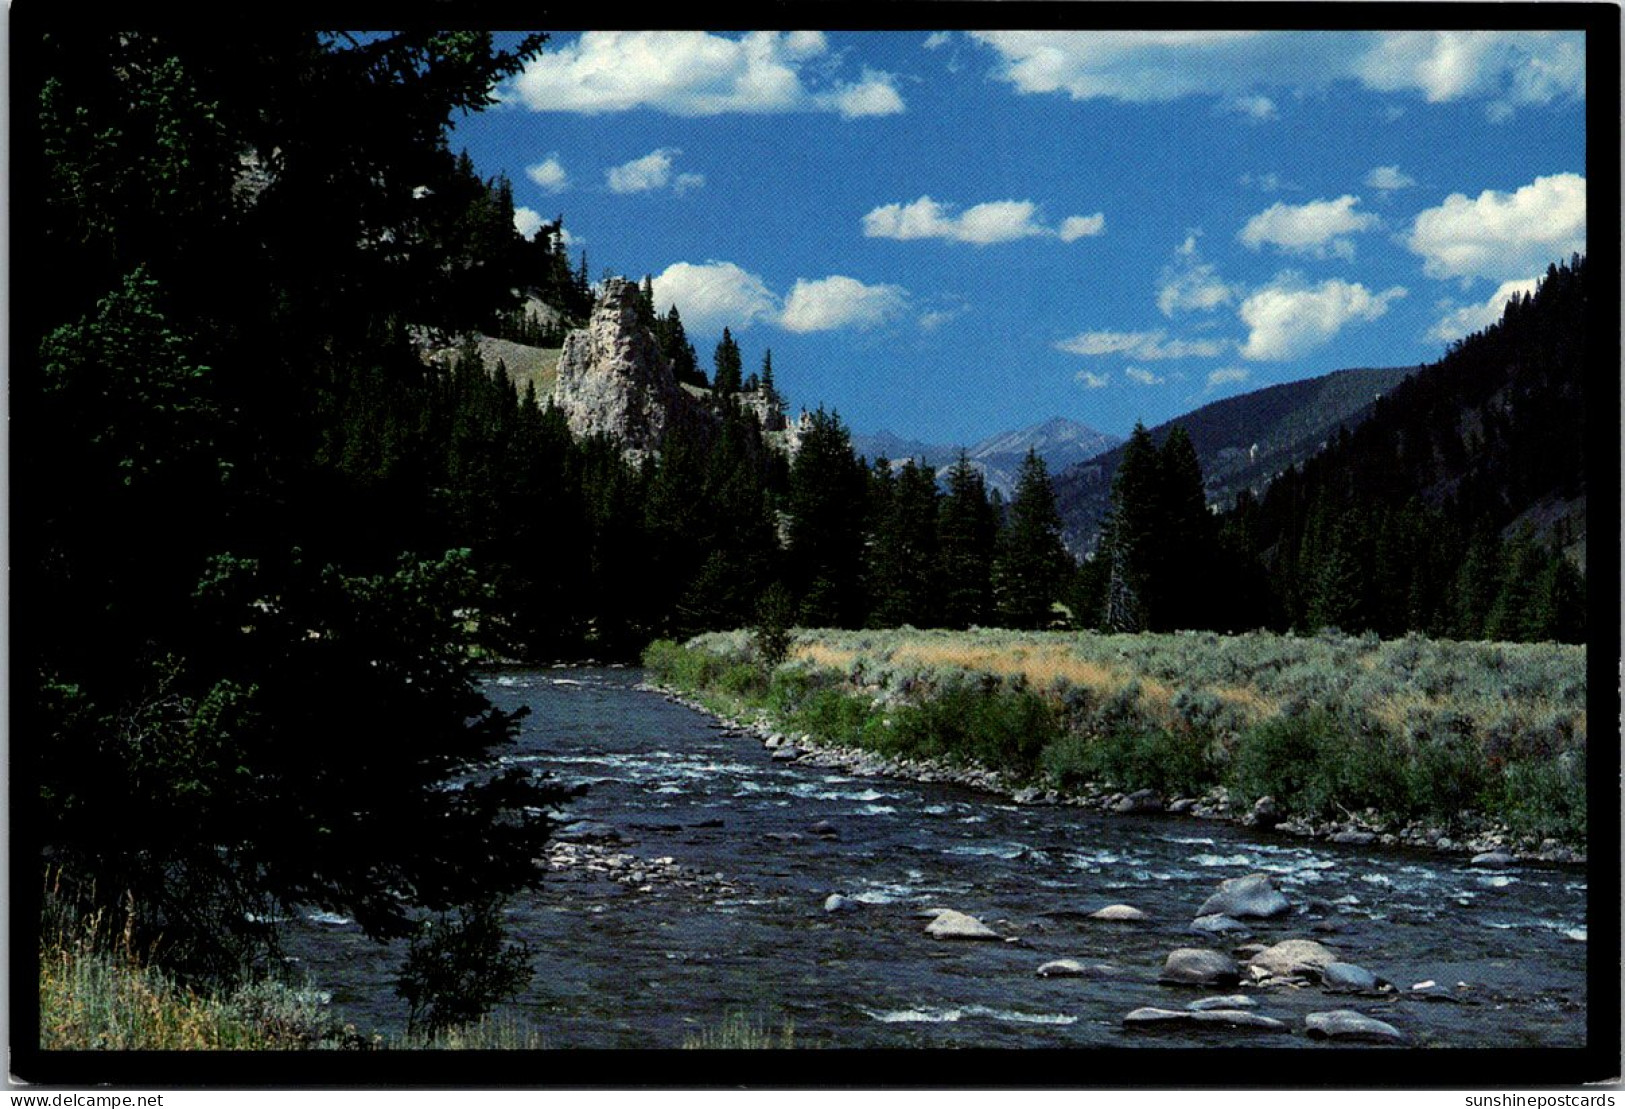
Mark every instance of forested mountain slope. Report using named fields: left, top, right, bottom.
left=1052, top=364, right=1417, bottom=553
left=1215, top=254, right=1590, bottom=640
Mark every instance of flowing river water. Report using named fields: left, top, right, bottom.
left=284, top=667, right=1589, bottom=1050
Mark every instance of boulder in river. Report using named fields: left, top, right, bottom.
left=1470, top=851, right=1515, bottom=868
left=1158, top=948, right=1241, bottom=987
left=1305, top=1009, right=1407, bottom=1044
left=925, top=910, right=1001, bottom=941
left=1248, top=796, right=1281, bottom=829
left=824, top=894, right=861, bottom=914
left=1036, top=959, right=1118, bottom=979
left=1195, top=873, right=1291, bottom=920
left=1114, top=788, right=1163, bottom=814
left=1190, top=913, right=1250, bottom=936
left=1322, top=962, right=1391, bottom=994
left=1090, top=904, right=1148, bottom=922
left=1246, top=939, right=1341, bottom=981
left=808, top=820, right=841, bottom=839
left=1188, top=994, right=1257, bottom=1011
left=1123, top=1007, right=1288, bottom=1033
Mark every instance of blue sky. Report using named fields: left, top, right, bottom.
left=448, top=29, right=1588, bottom=444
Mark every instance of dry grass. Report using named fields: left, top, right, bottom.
left=794, top=638, right=1267, bottom=726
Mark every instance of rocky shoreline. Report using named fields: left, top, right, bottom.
left=644, top=684, right=1586, bottom=868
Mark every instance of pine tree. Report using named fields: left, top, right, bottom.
left=937, top=452, right=997, bottom=629
left=785, top=407, right=868, bottom=626
left=712, top=327, right=743, bottom=396
left=1153, top=425, right=1213, bottom=630
left=659, top=306, right=705, bottom=388
left=992, top=450, right=1071, bottom=629
left=867, top=458, right=940, bottom=627
left=1099, top=423, right=1160, bottom=632
left=635, top=274, right=657, bottom=334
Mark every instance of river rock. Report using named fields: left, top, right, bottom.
left=771, top=746, right=801, bottom=761
left=1246, top=939, right=1341, bottom=981
left=1470, top=851, right=1515, bottom=868
left=1036, top=959, right=1119, bottom=979
left=1190, top=913, right=1250, bottom=935
left=824, top=894, right=861, bottom=914
left=1123, top=1007, right=1288, bottom=1033
left=1114, top=788, right=1163, bottom=814
left=1188, top=994, right=1258, bottom=1011
left=1158, top=948, right=1240, bottom=987
left=1329, top=829, right=1377, bottom=845
left=1195, top=873, right=1291, bottom=920
left=1091, top=904, right=1148, bottom=922
left=807, top=820, right=840, bottom=839
left=1249, top=796, right=1281, bottom=829
left=925, top=910, right=1001, bottom=941
left=1305, top=1009, right=1407, bottom=1044
left=1320, top=962, right=1386, bottom=994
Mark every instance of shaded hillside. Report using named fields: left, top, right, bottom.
left=1225, top=255, right=1589, bottom=641
left=1053, top=365, right=1417, bottom=553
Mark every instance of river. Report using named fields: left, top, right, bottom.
left=283, top=667, right=1589, bottom=1050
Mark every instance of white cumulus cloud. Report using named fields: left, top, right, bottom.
left=1354, top=31, right=1585, bottom=118
left=780, top=275, right=909, bottom=333
left=650, top=261, right=780, bottom=333
left=513, top=206, right=545, bottom=239
left=1239, top=274, right=1407, bottom=361
left=504, top=30, right=906, bottom=118
left=1075, top=370, right=1110, bottom=389
left=1405, top=172, right=1585, bottom=283
left=819, top=73, right=906, bottom=118
left=1059, top=214, right=1108, bottom=241
left=1125, top=367, right=1166, bottom=386
left=1224, top=94, right=1278, bottom=120
left=525, top=156, right=570, bottom=193
left=650, top=262, right=911, bottom=335
left=1055, top=329, right=1227, bottom=360
left=1365, top=165, right=1416, bottom=193
left=607, top=149, right=704, bottom=195
left=1427, top=276, right=1541, bottom=343
left=863, top=196, right=1105, bottom=245
left=1207, top=367, right=1251, bottom=388
left=1159, top=234, right=1238, bottom=316
left=968, top=30, right=1584, bottom=113
left=1239, top=195, right=1379, bottom=259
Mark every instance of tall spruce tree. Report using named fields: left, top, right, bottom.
left=712, top=327, right=743, bottom=396
left=992, top=450, right=1071, bottom=629
left=866, top=457, right=941, bottom=627
left=785, top=407, right=868, bottom=626
left=937, top=452, right=998, bottom=629
left=1099, top=423, right=1160, bottom=632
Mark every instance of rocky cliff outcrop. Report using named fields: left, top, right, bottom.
left=551, top=277, right=712, bottom=463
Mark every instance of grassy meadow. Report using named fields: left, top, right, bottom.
left=644, top=627, right=1588, bottom=848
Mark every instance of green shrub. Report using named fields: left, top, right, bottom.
left=1230, top=710, right=1342, bottom=819
left=1495, top=753, right=1586, bottom=844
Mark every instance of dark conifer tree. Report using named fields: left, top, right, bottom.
left=712, top=327, right=743, bottom=397
left=1099, top=423, right=1160, bottom=632
left=992, top=450, right=1071, bottom=629
left=785, top=407, right=868, bottom=626
left=867, top=458, right=941, bottom=627
left=937, top=452, right=998, bottom=629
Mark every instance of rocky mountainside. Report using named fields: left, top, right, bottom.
left=550, top=277, right=717, bottom=463
left=852, top=416, right=1120, bottom=497
left=1052, top=365, right=1417, bottom=553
